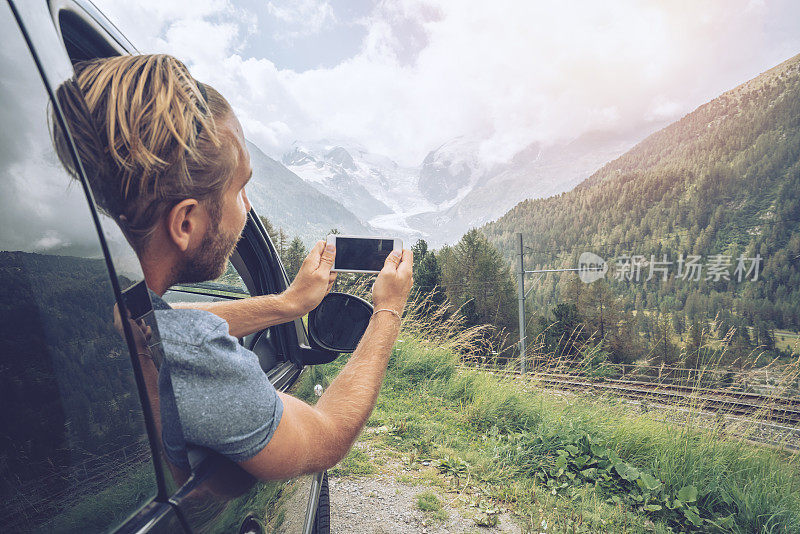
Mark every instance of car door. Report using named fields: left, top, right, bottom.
left=0, top=1, right=185, bottom=532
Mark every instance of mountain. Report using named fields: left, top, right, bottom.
left=282, top=141, right=434, bottom=239
left=417, top=137, right=491, bottom=206
left=245, top=141, right=371, bottom=243
left=283, top=131, right=648, bottom=247
left=282, top=144, right=393, bottom=221
left=482, top=53, right=800, bottom=330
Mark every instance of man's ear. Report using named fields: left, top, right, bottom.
left=166, top=199, right=202, bottom=252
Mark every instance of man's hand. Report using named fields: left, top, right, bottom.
left=281, top=240, right=337, bottom=317
left=373, top=248, right=414, bottom=314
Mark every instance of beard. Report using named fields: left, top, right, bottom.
left=172, top=218, right=241, bottom=285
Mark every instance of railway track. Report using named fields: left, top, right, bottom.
left=456, top=365, right=800, bottom=426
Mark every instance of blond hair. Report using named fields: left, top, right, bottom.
left=54, top=54, right=240, bottom=251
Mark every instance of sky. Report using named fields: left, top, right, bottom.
left=92, top=0, right=800, bottom=167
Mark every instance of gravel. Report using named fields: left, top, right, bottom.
left=329, top=474, right=522, bottom=534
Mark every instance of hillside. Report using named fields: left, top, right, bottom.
left=245, top=141, right=372, bottom=243
left=482, top=53, right=800, bottom=331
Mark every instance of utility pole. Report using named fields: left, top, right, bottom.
left=517, top=232, right=526, bottom=374
left=515, top=235, right=606, bottom=375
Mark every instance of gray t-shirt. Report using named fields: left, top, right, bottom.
left=150, top=292, right=283, bottom=470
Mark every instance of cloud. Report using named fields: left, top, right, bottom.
left=646, top=96, right=682, bottom=123
left=92, top=0, right=800, bottom=166
left=266, top=0, right=337, bottom=41
left=156, top=19, right=242, bottom=65
left=273, top=0, right=791, bottom=164
left=94, top=0, right=255, bottom=62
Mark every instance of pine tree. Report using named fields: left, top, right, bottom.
left=411, top=239, right=445, bottom=307
left=653, top=312, right=679, bottom=365
left=284, top=237, right=308, bottom=280
left=583, top=280, right=638, bottom=363
left=258, top=215, right=279, bottom=244
left=440, top=229, right=516, bottom=333
left=686, top=319, right=706, bottom=368
left=672, top=312, right=686, bottom=342
left=276, top=228, right=288, bottom=261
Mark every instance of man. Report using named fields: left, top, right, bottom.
left=55, top=54, right=413, bottom=480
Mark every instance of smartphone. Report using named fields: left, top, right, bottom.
left=327, top=234, right=403, bottom=273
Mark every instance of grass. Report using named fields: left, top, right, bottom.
left=775, top=330, right=800, bottom=354
left=318, top=305, right=800, bottom=533
left=329, top=446, right=375, bottom=477
left=415, top=490, right=449, bottom=521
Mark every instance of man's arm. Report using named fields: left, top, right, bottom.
left=173, top=241, right=336, bottom=338
left=238, top=248, right=413, bottom=480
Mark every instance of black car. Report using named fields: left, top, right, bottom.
left=0, top=1, right=368, bottom=532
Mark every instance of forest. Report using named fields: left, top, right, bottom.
left=475, top=54, right=800, bottom=369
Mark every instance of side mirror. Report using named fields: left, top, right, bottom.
left=308, top=292, right=373, bottom=353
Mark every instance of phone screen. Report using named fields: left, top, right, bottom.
left=334, top=237, right=396, bottom=272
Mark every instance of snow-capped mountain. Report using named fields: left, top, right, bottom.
left=282, top=144, right=392, bottom=221
left=417, top=136, right=492, bottom=208
left=245, top=141, right=372, bottom=244
left=282, top=141, right=435, bottom=239
left=279, top=127, right=655, bottom=247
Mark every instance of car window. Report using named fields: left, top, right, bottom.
left=192, top=260, right=250, bottom=295
left=0, top=4, right=159, bottom=531
left=169, top=259, right=251, bottom=300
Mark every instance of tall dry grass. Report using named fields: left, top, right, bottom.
left=340, top=278, right=496, bottom=358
